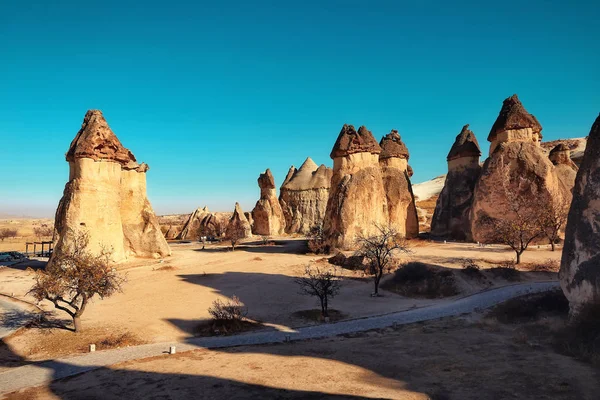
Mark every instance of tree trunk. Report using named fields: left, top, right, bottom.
left=516, top=251, right=522, bottom=265
left=551, top=241, right=556, bottom=251
left=373, top=273, right=381, bottom=296
left=323, top=296, right=328, bottom=317
left=73, top=316, right=82, bottom=333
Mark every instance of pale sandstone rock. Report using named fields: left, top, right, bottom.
left=560, top=114, right=600, bottom=315
left=471, top=96, right=570, bottom=243
left=53, top=110, right=170, bottom=263
left=226, top=202, right=252, bottom=239
left=430, top=125, right=482, bottom=240
left=378, top=130, right=418, bottom=238
left=550, top=144, right=579, bottom=199
left=324, top=125, right=388, bottom=250
left=251, top=169, right=286, bottom=236
left=279, top=158, right=332, bottom=234
left=176, top=207, right=231, bottom=240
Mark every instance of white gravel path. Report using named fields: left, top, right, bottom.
left=0, top=281, right=559, bottom=395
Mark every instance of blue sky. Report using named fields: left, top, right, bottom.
left=1, top=0, right=598, bottom=217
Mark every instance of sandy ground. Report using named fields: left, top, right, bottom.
left=0, top=237, right=561, bottom=366
left=5, top=313, right=598, bottom=400
left=0, top=219, right=53, bottom=253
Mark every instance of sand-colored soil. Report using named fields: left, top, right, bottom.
left=0, top=238, right=561, bottom=366
left=6, top=313, right=599, bottom=400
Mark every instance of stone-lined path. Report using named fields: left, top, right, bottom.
left=0, top=281, right=558, bottom=395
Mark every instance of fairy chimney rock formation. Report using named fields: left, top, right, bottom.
left=378, top=130, right=418, bottom=238
left=487, top=94, right=543, bottom=155
left=560, top=114, right=600, bottom=315
left=430, top=124, right=482, bottom=240
left=53, top=110, right=170, bottom=263
left=226, top=202, right=252, bottom=239
left=324, top=125, right=388, bottom=250
left=279, top=157, right=332, bottom=234
left=251, top=169, right=285, bottom=236
left=471, top=96, right=570, bottom=243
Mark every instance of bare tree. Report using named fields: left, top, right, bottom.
left=536, top=193, right=570, bottom=251
left=355, top=224, right=412, bottom=296
left=29, top=230, right=125, bottom=332
left=0, top=228, right=18, bottom=241
left=225, top=222, right=246, bottom=251
left=294, top=265, right=342, bottom=318
left=480, top=158, right=543, bottom=264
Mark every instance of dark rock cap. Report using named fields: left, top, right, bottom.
left=258, top=168, right=276, bottom=189
left=330, top=124, right=381, bottom=159
left=549, top=143, right=571, bottom=155
left=447, top=124, right=482, bottom=161
left=379, top=130, right=409, bottom=160
left=66, top=110, right=137, bottom=166
left=488, top=94, right=543, bottom=142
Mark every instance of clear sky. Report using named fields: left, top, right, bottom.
left=1, top=0, right=598, bottom=217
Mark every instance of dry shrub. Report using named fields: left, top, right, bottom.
left=524, top=258, right=560, bottom=272
left=488, top=289, right=569, bottom=324
left=307, top=225, right=331, bottom=255
left=328, top=252, right=365, bottom=271
left=97, top=332, right=141, bottom=349
left=555, top=304, right=600, bottom=366
left=382, top=262, right=459, bottom=298
left=204, top=296, right=251, bottom=335
left=490, top=260, right=520, bottom=281
left=252, top=257, right=263, bottom=261
left=460, top=258, right=485, bottom=279
left=154, top=265, right=176, bottom=271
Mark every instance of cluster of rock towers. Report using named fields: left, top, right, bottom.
left=431, top=94, right=578, bottom=242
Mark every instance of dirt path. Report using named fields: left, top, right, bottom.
left=0, top=281, right=558, bottom=396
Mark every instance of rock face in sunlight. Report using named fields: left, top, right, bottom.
left=324, top=124, right=388, bottom=250
left=53, top=110, right=170, bottom=263
left=226, top=202, right=252, bottom=239
left=430, top=124, right=482, bottom=241
left=251, top=169, right=286, bottom=236
left=279, top=157, right=332, bottom=234
left=549, top=143, right=579, bottom=197
left=176, top=206, right=231, bottom=240
left=471, top=95, right=572, bottom=243
left=560, top=114, right=600, bottom=315
left=378, top=130, right=418, bottom=238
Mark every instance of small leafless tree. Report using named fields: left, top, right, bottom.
left=480, top=158, right=543, bottom=264
left=208, top=295, right=248, bottom=322
left=355, top=224, right=412, bottom=296
left=225, top=222, right=247, bottom=251
left=0, top=228, right=18, bottom=241
left=33, top=224, right=54, bottom=240
left=536, top=193, right=570, bottom=251
left=29, top=230, right=125, bottom=332
left=294, top=265, right=342, bottom=318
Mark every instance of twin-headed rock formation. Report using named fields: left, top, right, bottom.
left=176, top=206, right=231, bottom=240
left=279, top=158, right=332, bottom=234
left=251, top=169, right=286, bottom=236
left=53, top=110, right=170, bottom=263
left=323, top=125, right=418, bottom=249
left=430, top=124, right=482, bottom=240
left=560, top=114, right=600, bottom=315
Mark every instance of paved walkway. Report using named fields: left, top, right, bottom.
left=0, top=297, right=36, bottom=339
left=0, top=281, right=559, bottom=395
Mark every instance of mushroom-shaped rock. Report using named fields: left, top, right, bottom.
left=226, top=203, right=253, bottom=240
left=378, top=130, right=418, bottom=238
left=279, top=157, right=332, bottom=234
left=431, top=125, right=482, bottom=240
left=324, top=124, right=388, bottom=249
left=252, top=169, right=286, bottom=236
left=488, top=94, right=543, bottom=155
left=53, top=110, right=170, bottom=264
left=560, top=114, right=600, bottom=315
